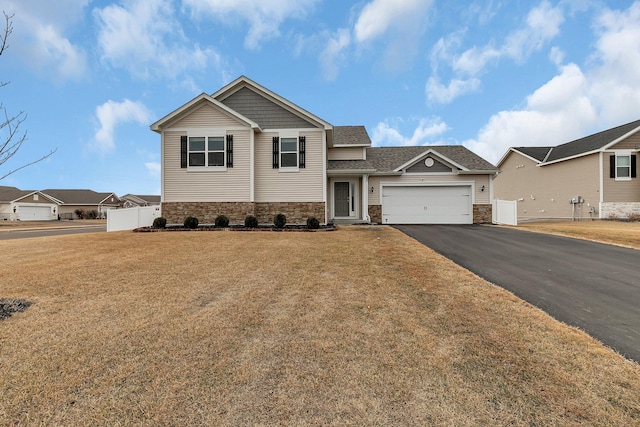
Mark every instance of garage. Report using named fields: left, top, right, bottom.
left=18, top=205, right=52, bottom=221
left=381, top=185, right=472, bottom=224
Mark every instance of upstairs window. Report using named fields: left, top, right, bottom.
left=610, top=153, right=636, bottom=181
left=181, top=134, right=233, bottom=169
left=280, top=137, right=298, bottom=168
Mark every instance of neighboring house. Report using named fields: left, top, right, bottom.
left=41, top=189, right=121, bottom=219
left=0, top=186, right=59, bottom=221
left=494, top=119, right=640, bottom=221
left=121, top=194, right=161, bottom=208
left=151, top=76, right=498, bottom=225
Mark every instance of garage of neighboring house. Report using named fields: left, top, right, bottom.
left=381, top=184, right=473, bottom=224
left=17, top=204, right=54, bottom=221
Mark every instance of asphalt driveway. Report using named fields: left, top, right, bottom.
left=395, top=224, right=640, bottom=362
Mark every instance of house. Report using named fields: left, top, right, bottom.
left=121, top=194, right=161, bottom=208
left=151, top=76, right=498, bottom=225
left=0, top=186, right=59, bottom=221
left=494, top=119, right=640, bottom=221
left=40, top=189, right=121, bottom=219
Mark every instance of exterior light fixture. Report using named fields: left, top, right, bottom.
left=370, top=186, right=374, bottom=193
left=481, top=185, right=485, bottom=192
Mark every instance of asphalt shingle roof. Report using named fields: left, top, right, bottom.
left=512, top=119, right=640, bottom=164
left=0, top=186, right=32, bottom=202
left=328, top=146, right=498, bottom=173
left=41, top=189, right=119, bottom=205
left=333, top=126, right=371, bottom=145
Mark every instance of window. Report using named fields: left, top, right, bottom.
left=610, top=153, right=636, bottom=180
left=272, top=135, right=305, bottom=170
left=186, top=135, right=227, bottom=168
left=280, top=137, right=298, bottom=168
left=617, top=155, right=631, bottom=179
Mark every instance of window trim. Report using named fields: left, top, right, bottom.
left=278, top=132, right=299, bottom=172
left=186, top=130, right=227, bottom=171
left=614, top=152, right=632, bottom=181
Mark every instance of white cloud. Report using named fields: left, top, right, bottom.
left=95, top=0, right=221, bottom=81
left=94, top=100, right=152, bottom=153
left=4, top=0, right=88, bottom=82
left=182, top=0, right=319, bottom=50
left=426, top=76, right=481, bottom=104
left=429, top=1, right=564, bottom=104
left=354, top=0, right=432, bottom=43
left=319, top=28, right=351, bottom=81
left=371, top=118, right=449, bottom=146
left=464, top=2, right=640, bottom=165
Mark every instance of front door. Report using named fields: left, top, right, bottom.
left=334, top=182, right=350, bottom=217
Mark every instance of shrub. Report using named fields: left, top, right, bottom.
left=183, top=216, right=199, bottom=229
left=152, top=217, right=167, bottom=229
left=74, top=209, right=85, bottom=219
left=273, top=213, right=286, bottom=228
left=244, top=215, right=258, bottom=228
left=214, top=215, right=230, bottom=228
left=306, top=217, right=320, bottom=229
left=86, top=210, right=99, bottom=219
left=628, top=212, right=640, bottom=222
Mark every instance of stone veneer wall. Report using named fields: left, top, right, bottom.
left=368, top=205, right=382, bottom=224
left=161, top=201, right=325, bottom=225
left=255, top=202, right=325, bottom=225
left=162, top=202, right=255, bottom=224
left=600, top=202, right=640, bottom=219
left=473, top=204, right=492, bottom=224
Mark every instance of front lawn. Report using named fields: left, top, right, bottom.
left=515, top=220, right=640, bottom=249
left=1, top=228, right=638, bottom=425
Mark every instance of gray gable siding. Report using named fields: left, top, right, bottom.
left=221, top=87, right=318, bottom=129
left=406, top=156, right=452, bottom=173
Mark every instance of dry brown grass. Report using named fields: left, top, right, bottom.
left=1, top=227, right=639, bottom=425
left=515, top=220, right=640, bottom=249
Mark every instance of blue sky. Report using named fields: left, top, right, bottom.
left=1, top=0, right=639, bottom=196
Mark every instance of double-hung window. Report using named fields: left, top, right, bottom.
left=616, top=155, right=631, bottom=179
left=280, top=137, right=298, bottom=168
left=610, top=152, right=636, bottom=181
left=272, top=134, right=306, bottom=170
left=183, top=133, right=231, bottom=170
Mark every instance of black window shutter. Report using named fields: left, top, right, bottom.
left=181, top=136, right=187, bottom=168
left=610, top=155, right=615, bottom=178
left=272, top=136, right=279, bottom=168
left=226, top=134, right=233, bottom=168
left=299, top=136, right=306, bottom=168
left=632, top=155, right=637, bottom=178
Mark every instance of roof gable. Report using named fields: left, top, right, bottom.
left=212, top=76, right=332, bottom=130
left=366, top=146, right=499, bottom=174
left=150, top=93, right=260, bottom=132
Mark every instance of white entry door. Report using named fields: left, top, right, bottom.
left=382, top=185, right=472, bottom=224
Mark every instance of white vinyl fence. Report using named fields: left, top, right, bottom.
left=107, top=206, right=162, bottom=232
left=492, top=199, right=518, bottom=226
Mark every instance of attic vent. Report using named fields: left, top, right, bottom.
left=425, top=157, right=434, bottom=167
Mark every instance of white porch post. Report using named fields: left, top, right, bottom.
left=362, top=174, right=370, bottom=222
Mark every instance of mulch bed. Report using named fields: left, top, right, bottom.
left=134, top=224, right=337, bottom=232
left=0, top=299, right=32, bottom=320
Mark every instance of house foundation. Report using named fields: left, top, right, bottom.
left=161, top=201, right=325, bottom=225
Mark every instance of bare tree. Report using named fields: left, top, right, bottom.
left=0, top=11, right=56, bottom=181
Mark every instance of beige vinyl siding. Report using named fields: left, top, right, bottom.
left=609, top=131, right=640, bottom=150
left=163, top=130, right=251, bottom=202
left=328, top=147, right=365, bottom=160
left=602, top=152, right=640, bottom=203
left=495, top=151, right=600, bottom=220
left=168, top=104, right=246, bottom=129
left=368, top=174, right=491, bottom=205
left=254, top=131, right=324, bottom=202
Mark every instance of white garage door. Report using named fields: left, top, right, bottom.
left=382, top=185, right=472, bottom=224
left=18, top=205, right=51, bottom=221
